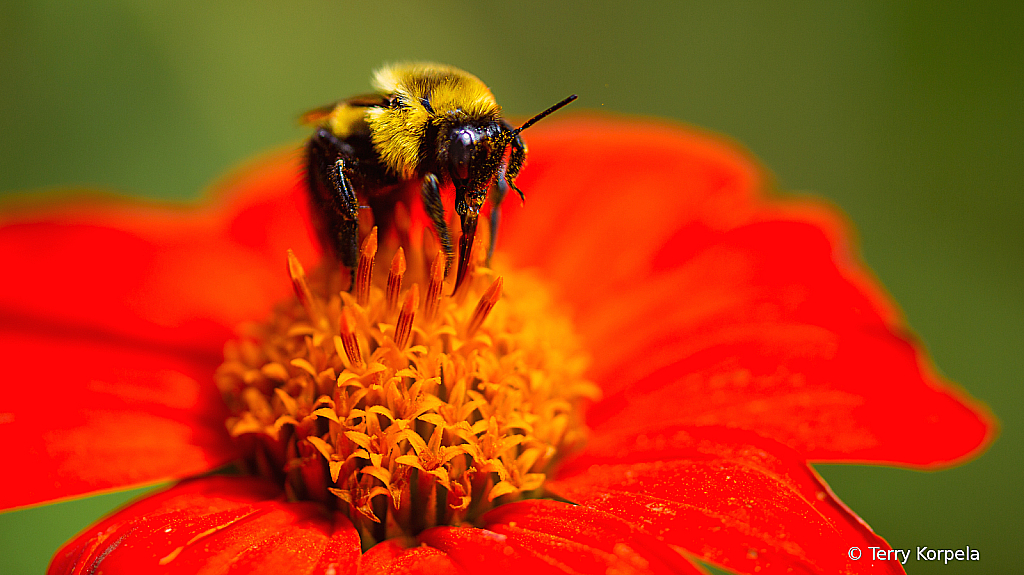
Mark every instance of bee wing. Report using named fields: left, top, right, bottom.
left=299, top=93, right=390, bottom=125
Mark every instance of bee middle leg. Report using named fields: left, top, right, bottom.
left=487, top=177, right=509, bottom=264
left=420, top=173, right=454, bottom=274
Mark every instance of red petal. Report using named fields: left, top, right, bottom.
left=500, top=117, right=762, bottom=295
left=505, top=117, right=993, bottom=467
left=0, top=153, right=316, bottom=510
left=0, top=326, right=236, bottom=510
left=359, top=539, right=464, bottom=575
left=479, top=499, right=704, bottom=574
left=586, top=320, right=993, bottom=467
left=48, top=476, right=360, bottom=575
left=417, top=528, right=548, bottom=574
left=417, top=502, right=705, bottom=574
left=550, top=425, right=905, bottom=575
left=0, top=152, right=314, bottom=356
left=581, top=217, right=992, bottom=466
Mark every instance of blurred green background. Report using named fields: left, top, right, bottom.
left=1, top=1, right=1020, bottom=573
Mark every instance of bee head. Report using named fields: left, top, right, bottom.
left=445, top=122, right=508, bottom=200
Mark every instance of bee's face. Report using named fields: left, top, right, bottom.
left=445, top=122, right=508, bottom=195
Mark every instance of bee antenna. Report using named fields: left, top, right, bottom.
left=513, top=94, right=578, bottom=135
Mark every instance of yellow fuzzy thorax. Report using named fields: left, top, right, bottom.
left=365, top=63, right=502, bottom=178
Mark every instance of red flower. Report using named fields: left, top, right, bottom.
left=0, top=117, right=992, bottom=574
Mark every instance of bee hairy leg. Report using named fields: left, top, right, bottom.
left=506, top=148, right=527, bottom=201
left=306, top=129, right=361, bottom=290
left=502, top=123, right=528, bottom=204
left=329, top=159, right=360, bottom=289
left=486, top=125, right=527, bottom=267
left=420, top=173, right=454, bottom=276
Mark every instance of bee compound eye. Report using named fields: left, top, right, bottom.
left=449, top=131, right=473, bottom=180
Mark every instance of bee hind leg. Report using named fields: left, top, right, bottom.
left=306, top=129, right=361, bottom=290
left=328, top=159, right=360, bottom=289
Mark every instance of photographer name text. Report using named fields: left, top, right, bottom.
left=847, top=545, right=980, bottom=565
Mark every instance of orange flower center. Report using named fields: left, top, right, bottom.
left=215, top=230, right=597, bottom=546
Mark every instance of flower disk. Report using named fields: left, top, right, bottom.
left=215, top=230, right=598, bottom=546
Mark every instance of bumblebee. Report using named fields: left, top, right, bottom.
left=302, top=63, right=576, bottom=290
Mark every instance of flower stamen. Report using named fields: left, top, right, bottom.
left=287, top=249, right=321, bottom=325
left=423, top=251, right=445, bottom=322
left=385, top=248, right=406, bottom=316
left=217, top=246, right=597, bottom=547
left=466, top=277, right=502, bottom=337
left=393, top=284, right=418, bottom=349
left=337, top=306, right=364, bottom=368
left=355, top=228, right=377, bottom=306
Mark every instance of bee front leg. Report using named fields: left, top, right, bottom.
left=306, top=129, right=361, bottom=289
left=420, top=173, right=454, bottom=274
left=487, top=127, right=526, bottom=265
left=453, top=187, right=485, bottom=292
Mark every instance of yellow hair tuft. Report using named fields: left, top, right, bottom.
left=367, top=63, right=501, bottom=177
